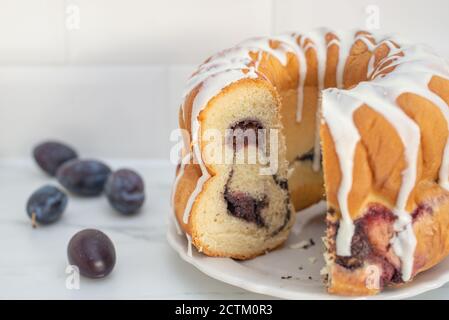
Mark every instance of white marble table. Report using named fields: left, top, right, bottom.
left=0, top=159, right=448, bottom=300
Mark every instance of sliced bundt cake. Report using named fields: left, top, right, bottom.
left=171, top=28, right=449, bottom=295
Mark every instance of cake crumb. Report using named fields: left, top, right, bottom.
left=308, top=256, right=317, bottom=264
left=281, top=275, right=292, bottom=280
left=289, top=238, right=315, bottom=250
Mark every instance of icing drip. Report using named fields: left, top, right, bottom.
left=172, top=214, right=183, bottom=236
left=184, top=47, right=254, bottom=96
left=273, top=33, right=308, bottom=122
left=186, top=233, right=193, bottom=257
left=322, top=89, right=358, bottom=256
left=237, top=37, right=294, bottom=68
left=302, top=28, right=330, bottom=172
left=313, top=93, right=322, bottom=172
left=440, top=142, right=449, bottom=190
left=171, top=153, right=191, bottom=235
left=171, top=153, right=191, bottom=207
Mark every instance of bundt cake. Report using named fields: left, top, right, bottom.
left=171, top=28, right=449, bottom=296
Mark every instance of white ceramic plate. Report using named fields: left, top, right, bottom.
left=167, top=201, right=449, bottom=300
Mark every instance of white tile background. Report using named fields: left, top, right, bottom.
left=1, top=0, right=448, bottom=160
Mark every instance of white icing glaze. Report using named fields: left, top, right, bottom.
left=313, top=93, right=322, bottom=172
left=171, top=153, right=191, bottom=207
left=302, top=28, right=331, bottom=173
left=237, top=37, right=294, bottom=68
left=186, top=233, right=193, bottom=257
left=183, top=47, right=253, bottom=97
left=321, top=89, right=359, bottom=257
left=273, top=33, right=307, bottom=122
left=171, top=153, right=191, bottom=235
left=172, top=213, right=183, bottom=236
left=170, top=153, right=192, bottom=235
left=440, top=141, right=449, bottom=190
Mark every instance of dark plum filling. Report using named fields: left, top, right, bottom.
left=224, top=190, right=267, bottom=227
left=333, top=204, right=404, bottom=287
left=335, top=224, right=371, bottom=270
left=223, top=170, right=291, bottom=233
left=227, top=119, right=265, bottom=150
left=412, top=203, right=433, bottom=221
left=222, top=119, right=291, bottom=232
